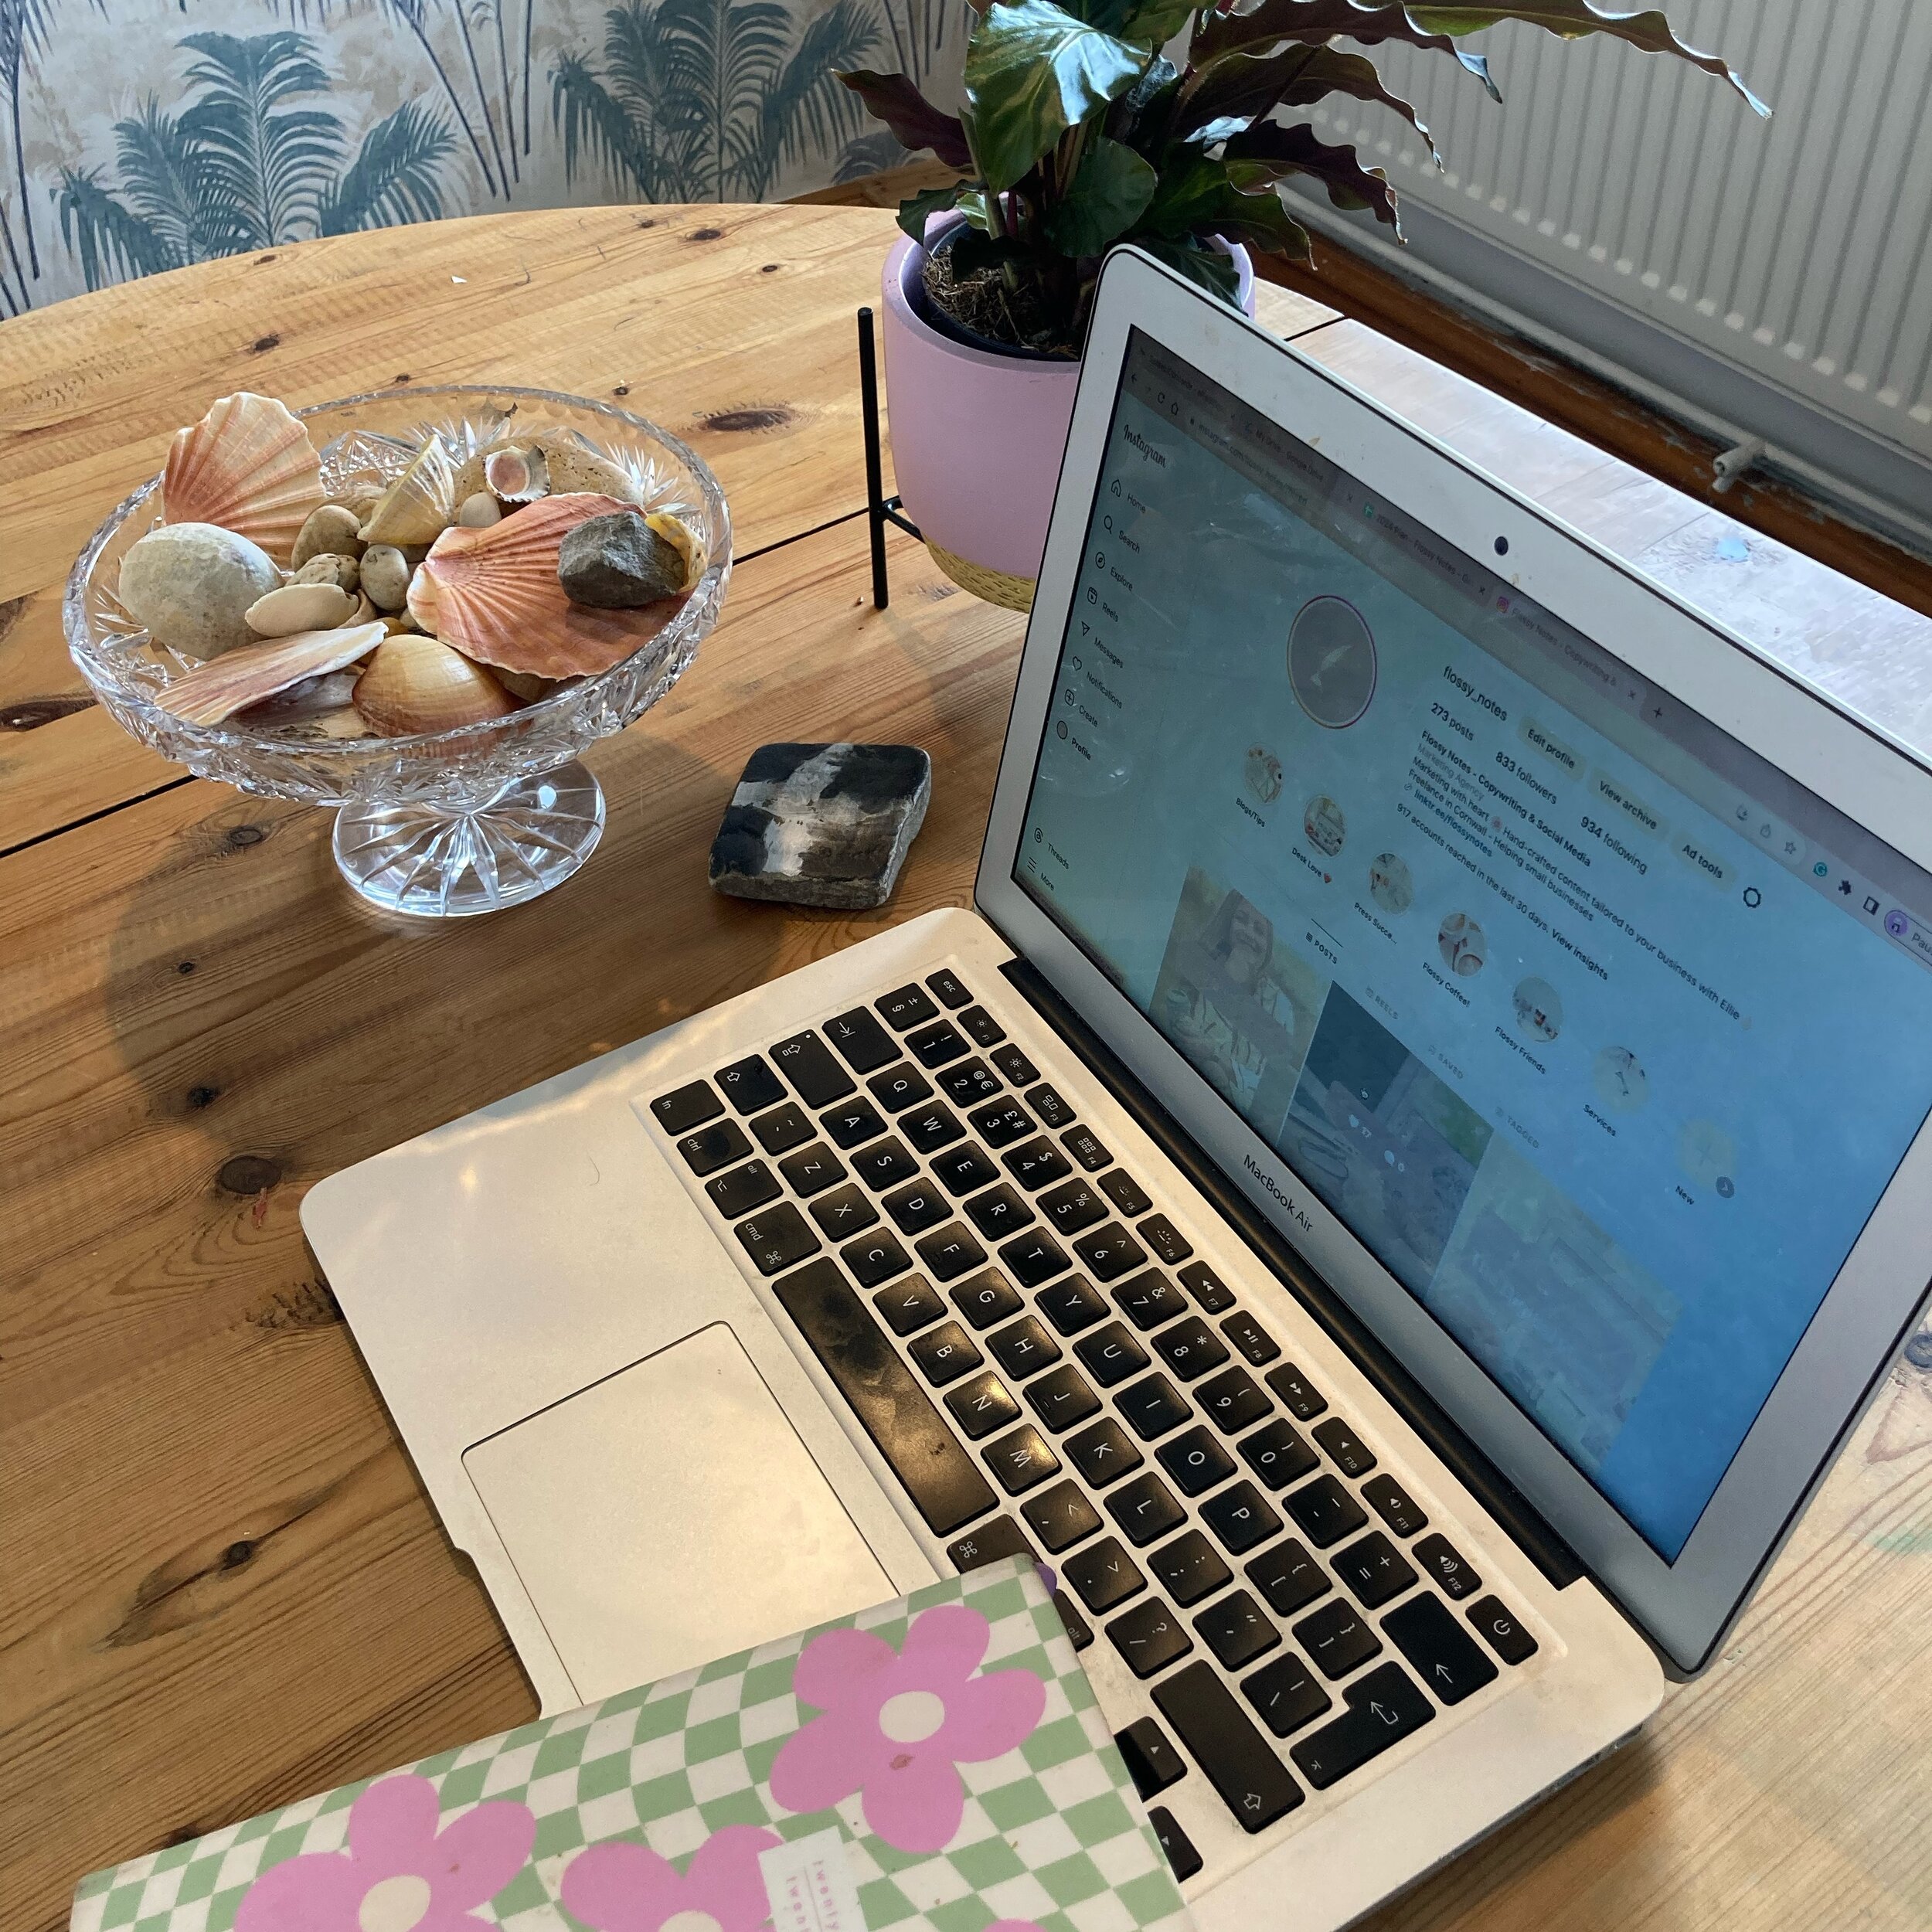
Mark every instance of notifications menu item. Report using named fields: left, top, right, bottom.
left=1019, top=330, right=1932, bottom=1560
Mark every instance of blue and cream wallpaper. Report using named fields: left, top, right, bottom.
left=0, top=0, right=965, bottom=311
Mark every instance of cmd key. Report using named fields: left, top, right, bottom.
left=1154, top=1662, right=1304, bottom=1832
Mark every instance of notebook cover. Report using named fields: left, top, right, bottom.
left=72, top=1556, right=1194, bottom=1932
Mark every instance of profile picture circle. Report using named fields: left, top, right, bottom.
left=1303, top=794, right=1346, bottom=858
left=1437, top=912, right=1487, bottom=977
left=1288, top=597, right=1378, bottom=728
left=1593, top=1046, right=1648, bottom=1113
left=1512, top=977, right=1563, bottom=1043
left=1368, top=852, right=1413, bottom=913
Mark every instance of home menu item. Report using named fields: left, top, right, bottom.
left=1019, top=330, right=1932, bottom=1562
left=71, top=1557, right=1190, bottom=1932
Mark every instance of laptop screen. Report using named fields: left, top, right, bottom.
left=1015, top=328, right=1932, bottom=1562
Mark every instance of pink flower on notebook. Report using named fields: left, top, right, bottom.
left=560, top=1824, right=781, bottom=1932
left=771, top=1604, right=1046, bottom=1852
left=234, top=1774, right=534, bottom=1932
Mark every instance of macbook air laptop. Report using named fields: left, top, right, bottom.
left=302, top=246, right=1932, bottom=1928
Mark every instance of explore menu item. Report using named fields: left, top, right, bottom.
left=70, top=1557, right=1192, bottom=1932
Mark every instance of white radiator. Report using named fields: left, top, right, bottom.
left=1284, top=0, right=1932, bottom=547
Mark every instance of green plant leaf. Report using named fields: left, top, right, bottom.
left=1047, top=131, right=1157, bottom=253
left=838, top=69, right=974, bottom=168
left=1104, top=52, right=1177, bottom=149
left=1191, top=0, right=1496, bottom=97
left=1136, top=234, right=1244, bottom=302
left=1175, top=43, right=1437, bottom=160
left=963, top=0, right=1151, bottom=192
left=1103, top=0, right=1205, bottom=44
left=896, top=179, right=969, bottom=241
left=1224, top=118, right=1400, bottom=230
left=1405, top=2, right=1767, bottom=113
left=1137, top=151, right=1313, bottom=260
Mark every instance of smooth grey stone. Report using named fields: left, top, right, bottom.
left=709, top=743, right=932, bottom=910
left=556, top=510, right=684, bottom=608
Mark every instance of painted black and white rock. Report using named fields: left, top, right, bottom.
left=709, top=742, right=932, bottom=910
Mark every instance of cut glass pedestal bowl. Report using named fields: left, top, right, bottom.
left=66, top=385, right=731, bottom=917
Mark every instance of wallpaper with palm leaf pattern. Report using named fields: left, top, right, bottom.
left=0, top=0, right=965, bottom=311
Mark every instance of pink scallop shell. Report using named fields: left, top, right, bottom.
left=408, top=492, right=681, bottom=679
left=162, top=392, right=325, bottom=566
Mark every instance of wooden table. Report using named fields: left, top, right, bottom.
left=4, top=203, right=1930, bottom=1932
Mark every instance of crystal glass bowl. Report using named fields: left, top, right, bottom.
left=66, top=385, right=731, bottom=917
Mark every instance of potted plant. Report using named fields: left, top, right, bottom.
left=842, top=0, right=1763, bottom=610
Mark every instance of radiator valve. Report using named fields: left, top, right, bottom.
left=1712, top=436, right=1766, bottom=494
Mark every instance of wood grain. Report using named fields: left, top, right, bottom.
left=5, top=201, right=1932, bottom=1932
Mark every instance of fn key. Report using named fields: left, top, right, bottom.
left=1153, top=1662, right=1304, bottom=1833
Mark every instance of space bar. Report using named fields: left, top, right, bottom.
left=773, top=1259, right=999, bottom=1537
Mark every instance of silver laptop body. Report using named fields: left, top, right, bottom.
left=304, top=248, right=1932, bottom=1929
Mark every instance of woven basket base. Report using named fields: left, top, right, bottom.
left=926, top=539, right=1036, bottom=612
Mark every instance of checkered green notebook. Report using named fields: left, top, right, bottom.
left=73, top=1556, right=1193, bottom=1932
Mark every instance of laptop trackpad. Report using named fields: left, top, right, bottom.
left=463, top=1323, right=895, bottom=1705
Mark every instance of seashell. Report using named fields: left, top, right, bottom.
left=408, top=492, right=675, bottom=679
left=495, top=668, right=562, bottom=703
left=291, top=504, right=366, bottom=569
left=646, top=511, right=706, bottom=594
left=246, top=580, right=355, bottom=638
left=291, top=551, right=360, bottom=594
left=359, top=544, right=413, bottom=613
left=345, top=592, right=378, bottom=628
left=162, top=392, right=323, bottom=566
left=457, top=491, right=504, bottom=528
left=157, top=621, right=386, bottom=726
left=533, top=434, right=645, bottom=505
left=352, top=634, right=520, bottom=735
left=359, top=439, right=457, bottom=546
left=234, top=668, right=365, bottom=731
left=484, top=445, right=548, bottom=502
left=117, top=522, right=281, bottom=658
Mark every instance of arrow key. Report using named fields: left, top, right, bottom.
left=1289, top=1662, right=1434, bottom=1791
left=1382, top=1592, right=1498, bottom=1706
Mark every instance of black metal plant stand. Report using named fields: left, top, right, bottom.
left=858, top=305, right=921, bottom=610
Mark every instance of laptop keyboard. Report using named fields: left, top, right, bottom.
left=648, top=965, right=1539, bottom=1872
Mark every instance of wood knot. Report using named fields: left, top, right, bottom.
left=688, top=226, right=724, bottom=242
left=186, top=1084, right=219, bottom=1111
left=226, top=824, right=265, bottom=849
left=393, top=372, right=412, bottom=384
left=700, top=406, right=793, bottom=434
left=223, top=1539, right=255, bottom=1569
left=613, top=383, right=631, bottom=396
left=176, top=960, right=196, bottom=975
left=760, top=263, right=780, bottom=274
left=250, top=333, right=280, bottom=354
left=218, top=1155, right=281, bottom=1196
left=2, top=696, right=92, bottom=731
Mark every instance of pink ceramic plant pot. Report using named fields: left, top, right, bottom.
left=881, top=222, right=1254, bottom=610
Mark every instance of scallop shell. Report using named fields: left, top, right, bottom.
left=352, top=634, right=520, bottom=735
left=359, top=439, right=458, bottom=546
left=408, top=492, right=679, bottom=679
left=162, top=392, right=324, bottom=566
left=157, top=621, right=386, bottom=726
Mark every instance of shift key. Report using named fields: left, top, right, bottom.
left=774, top=1258, right=998, bottom=1536
left=1152, top=1662, right=1304, bottom=1833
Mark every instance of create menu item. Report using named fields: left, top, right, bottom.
left=71, top=1556, right=1193, bottom=1932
